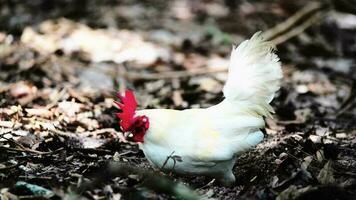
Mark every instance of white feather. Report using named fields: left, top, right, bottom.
left=223, top=31, right=282, bottom=117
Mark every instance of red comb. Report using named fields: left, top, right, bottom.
left=115, top=90, right=137, bottom=131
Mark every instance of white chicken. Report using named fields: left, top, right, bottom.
left=115, top=32, right=282, bottom=185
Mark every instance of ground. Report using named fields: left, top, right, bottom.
left=0, top=0, right=355, bottom=199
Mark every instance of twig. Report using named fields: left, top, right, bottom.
left=336, top=80, right=356, bottom=117
left=124, top=67, right=227, bottom=81
left=270, top=11, right=325, bottom=45
left=0, top=145, right=64, bottom=155
left=262, top=2, right=328, bottom=41
left=160, top=151, right=176, bottom=170
left=197, top=179, right=215, bottom=190
left=0, top=146, right=34, bottom=153
left=115, top=150, right=139, bottom=157
left=19, top=175, right=53, bottom=180
left=0, top=161, right=26, bottom=171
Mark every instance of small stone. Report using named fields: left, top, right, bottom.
left=335, top=133, right=347, bottom=139
left=296, top=84, right=309, bottom=94
left=309, top=135, right=321, bottom=143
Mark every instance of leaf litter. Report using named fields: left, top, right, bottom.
left=0, top=0, right=356, bottom=199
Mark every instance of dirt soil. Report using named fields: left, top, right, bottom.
left=0, top=1, right=356, bottom=199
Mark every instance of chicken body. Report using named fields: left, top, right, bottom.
left=137, top=100, right=265, bottom=185
left=120, top=32, right=282, bottom=185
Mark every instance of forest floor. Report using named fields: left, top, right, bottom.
left=0, top=1, right=356, bottom=199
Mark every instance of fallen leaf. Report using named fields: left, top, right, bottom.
left=25, top=108, right=53, bottom=118
left=317, top=161, right=335, bottom=185
left=58, top=100, right=82, bottom=117
left=276, top=185, right=313, bottom=200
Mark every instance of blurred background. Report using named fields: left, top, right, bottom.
left=0, top=0, right=355, bottom=199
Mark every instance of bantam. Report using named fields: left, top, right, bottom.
left=115, top=32, right=282, bottom=185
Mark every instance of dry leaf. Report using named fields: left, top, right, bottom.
left=276, top=185, right=313, bottom=200
left=25, top=108, right=53, bottom=118
left=317, top=161, right=335, bottom=185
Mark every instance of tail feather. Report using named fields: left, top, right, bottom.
left=223, top=32, right=282, bottom=117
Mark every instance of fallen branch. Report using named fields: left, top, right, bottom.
left=262, top=2, right=329, bottom=42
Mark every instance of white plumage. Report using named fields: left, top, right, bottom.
left=132, top=32, right=282, bottom=185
